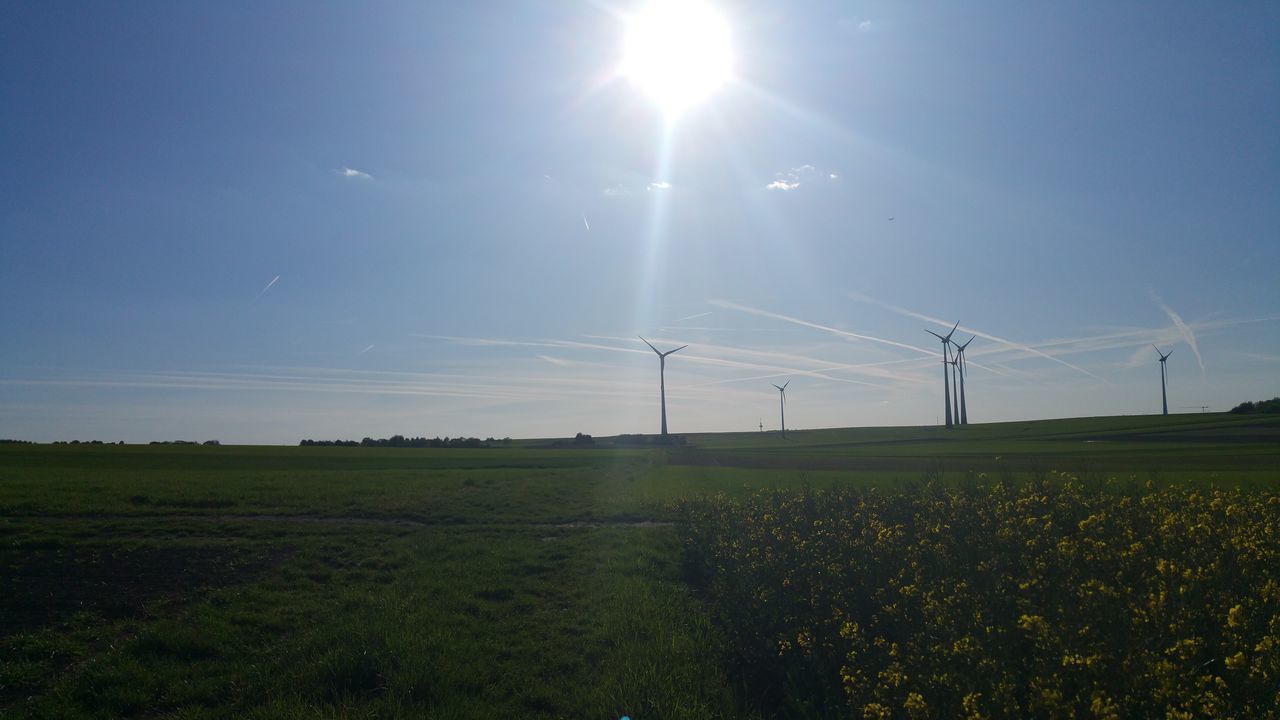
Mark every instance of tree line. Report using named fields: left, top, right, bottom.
left=299, top=435, right=506, bottom=448
left=1229, top=397, right=1280, bottom=414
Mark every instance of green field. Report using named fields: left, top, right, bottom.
left=2, top=413, right=1277, bottom=718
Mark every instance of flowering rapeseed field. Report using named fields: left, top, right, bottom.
left=677, top=474, right=1280, bottom=718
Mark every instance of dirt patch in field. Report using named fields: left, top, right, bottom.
left=0, top=543, right=285, bottom=638
left=555, top=520, right=673, bottom=529
left=0, top=513, right=673, bottom=530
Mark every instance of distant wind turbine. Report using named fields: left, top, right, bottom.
left=1154, top=345, right=1173, bottom=416
left=772, top=380, right=790, bottom=438
left=954, top=335, right=975, bottom=424
left=925, top=322, right=959, bottom=428
left=640, top=337, right=687, bottom=436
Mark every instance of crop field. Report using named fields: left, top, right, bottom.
left=2, top=413, right=1278, bottom=718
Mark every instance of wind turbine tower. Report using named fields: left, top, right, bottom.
left=955, top=335, right=975, bottom=425
left=925, top=322, right=959, bottom=428
left=640, top=337, right=688, bottom=436
left=949, top=356, right=960, bottom=426
left=1154, top=345, right=1172, bottom=416
left=772, top=380, right=790, bottom=438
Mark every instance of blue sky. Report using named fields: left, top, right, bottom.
left=2, top=1, right=1277, bottom=443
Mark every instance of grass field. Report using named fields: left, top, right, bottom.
left=2, top=413, right=1277, bottom=718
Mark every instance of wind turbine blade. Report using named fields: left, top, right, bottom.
left=665, top=344, right=689, bottom=356
left=943, top=321, right=959, bottom=342
left=639, top=336, right=660, bottom=355
left=1152, top=344, right=1163, bottom=356
left=924, top=329, right=945, bottom=341
left=781, top=380, right=790, bottom=391
left=772, top=384, right=783, bottom=391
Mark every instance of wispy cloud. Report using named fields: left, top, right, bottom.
left=647, top=181, right=671, bottom=191
left=1151, top=292, right=1205, bottom=380
left=847, top=292, right=1107, bottom=382
left=1126, top=345, right=1154, bottom=369
left=427, top=330, right=927, bottom=390
left=413, top=334, right=650, bottom=357
left=336, top=166, right=373, bottom=180
left=602, top=185, right=629, bottom=197
left=0, top=369, right=533, bottom=403
left=252, top=275, right=280, bottom=303
left=986, top=315, right=1278, bottom=368
left=710, top=299, right=937, bottom=357
left=858, top=19, right=872, bottom=31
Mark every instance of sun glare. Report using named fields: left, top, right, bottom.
left=622, top=0, right=731, bottom=117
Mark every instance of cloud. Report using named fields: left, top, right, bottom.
left=252, top=275, right=280, bottom=303
left=1125, top=345, right=1152, bottom=369
left=647, top=181, right=671, bottom=191
left=847, top=292, right=1107, bottom=381
left=1151, top=292, right=1206, bottom=380
left=360, top=344, right=375, bottom=354
left=710, top=299, right=937, bottom=357
left=766, top=164, right=837, bottom=192
left=602, top=185, right=629, bottom=197
left=858, top=19, right=872, bottom=31
left=336, top=166, right=373, bottom=180
left=431, top=331, right=926, bottom=389
left=582, top=214, right=590, bottom=231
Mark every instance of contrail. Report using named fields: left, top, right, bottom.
left=1151, top=292, right=1205, bottom=380
left=360, top=344, right=375, bottom=354
left=674, top=311, right=713, bottom=322
left=585, top=333, right=930, bottom=385
left=847, top=292, right=1106, bottom=382
left=252, top=275, right=280, bottom=302
left=582, top=214, right=590, bottom=231
left=710, top=299, right=936, bottom=356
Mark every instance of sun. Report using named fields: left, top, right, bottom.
left=621, top=0, right=732, bottom=117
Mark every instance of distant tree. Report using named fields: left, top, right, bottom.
left=203, top=440, right=221, bottom=446
left=1229, top=397, right=1280, bottom=414
left=573, top=432, right=595, bottom=446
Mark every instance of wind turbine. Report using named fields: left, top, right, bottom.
left=925, top=322, right=959, bottom=428
left=1154, top=345, right=1172, bottom=416
left=772, top=380, right=790, bottom=438
left=640, top=337, right=687, bottom=436
left=954, top=335, right=975, bottom=425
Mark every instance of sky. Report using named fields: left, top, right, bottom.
left=2, top=1, right=1278, bottom=444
